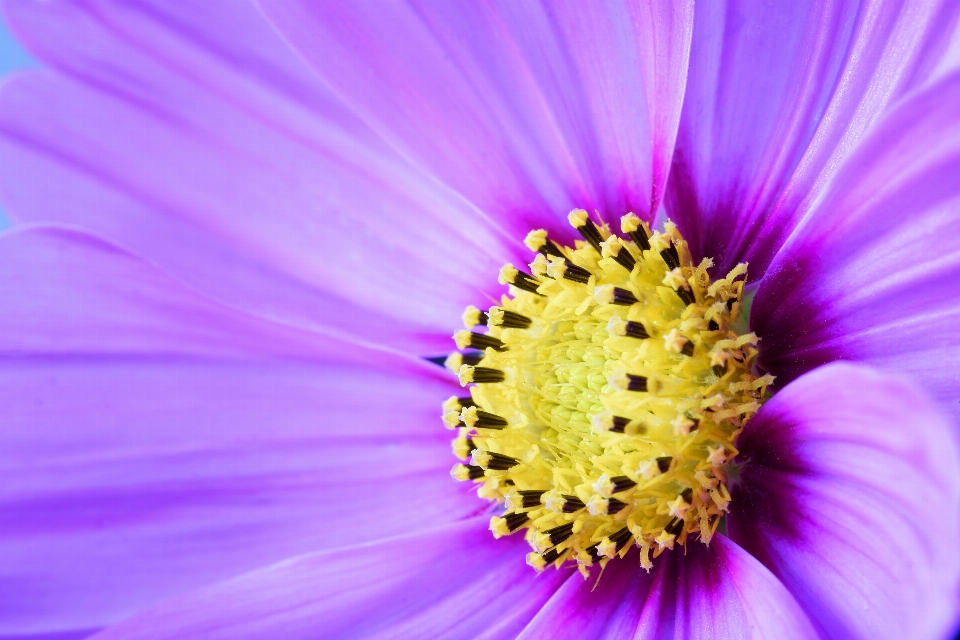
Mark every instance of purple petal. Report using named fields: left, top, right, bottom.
left=729, top=363, right=960, bottom=640
left=0, top=227, right=475, bottom=635
left=89, top=518, right=570, bottom=640
left=516, top=536, right=815, bottom=639
left=258, top=0, right=694, bottom=226
left=0, top=0, right=525, bottom=355
left=751, top=72, right=960, bottom=425
left=667, top=0, right=960, bottom=279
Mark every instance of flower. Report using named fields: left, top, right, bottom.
left=1, top=1, right=960, bottom=639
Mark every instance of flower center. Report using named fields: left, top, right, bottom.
left=444, top=210, right=772, bottom=575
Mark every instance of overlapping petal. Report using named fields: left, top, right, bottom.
left=516, top=536, right=815, bottom=639
left=668, top=0, right=960, bottom=278
left=88, top=518, right=571, bottom=640
left=258, top=0, right=694, bottom=228
left=0, top=227, right=477, bottom=636
left=752, top=71, right=960, bottom=425
left=729, top=363, right=960, bottom=639
left=0, top=0, right=525, bottom=355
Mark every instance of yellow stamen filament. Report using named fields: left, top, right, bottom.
left=443, top=212, right=771, bottom=574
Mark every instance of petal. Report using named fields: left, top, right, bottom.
left=729, top=363, right=960, bottom=640
left=0, top=0, right=523, bottom=355
left=516, top=536, right=815, bottom=639
left=751, top=72, right=960, bottom=425
left=258, top=0, right=694, bottom=225
left=89, top=518, right=570, bottom=640
left=0, top=227, right=476, bottom=635
left=667, top=0, right=960, bottom=279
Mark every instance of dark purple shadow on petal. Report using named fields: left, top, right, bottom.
left=729, top=363, right=960, bottom=639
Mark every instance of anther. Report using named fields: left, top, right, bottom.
left=498, top=264, right=543, bottom=296
left=452, top=436, right=475, bottom=460
left=667, top=494, right=692, bottom=519
left=593, top=474, right=638, bottom=497
left=472, top=449, right=520, bottom=471
left=544, top=522, right=575, bottom=546
left=542, top=548, right=562, bottom=564
left=444, top=351, right=484, bottom=372
left=458, top=365, right=505, bottom=385
left=665, top=518, right=685, bottom=536
left=462, top=305, right=488, bottom=328
left=658, top=457, right=673, bottom=473
left=524, top=229, right=564, bottom=257
left=491, top=512, right=530, bottom=538
left=594, top=285, right=639, bottom=306
left=609, top=370, right=648, bottom=392
left=664, top=329, right=691, bottom=355
left=443, top=396, right=475, bottom=414
left=607, top=527, right=633, bottom=554
left=600, top=235, right=636, bottom=272
left=592, top=411, right=643, bottom=434
left=568, top=209, right=605, bottom=254
left=547, top=257, right=592, bottom=284
left=621, top=213, right=651, bottom=251
left=454, top=330, right=506, bottom=352
left=451, top=464, right=485, bottom=481
left=488, top=307, right=532, bottom=329
left=606, top=316, right=649, bottom=340
left=545, top=491, right=586, bottom=513
left=506, top=489, right=546, bottom=510
left=660, top=244, right=681, bottom=271
left=460, top=406, right=508, bottom=430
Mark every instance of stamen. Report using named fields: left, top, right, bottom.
left=471, top=449, right=520, bottom=470
left=498, top=264, right=543, bottom=296
left=451, top=464, right=485, bottom=481
left=458, top=365, right=505, bottom=384
left=606, top=316, right=649, bottom=340
left=600, top=235, right=637, bottom=272
left=547, top=257, right=592, bottom=284
left=444, top=217, right=768, bottom=572
left=568, top=209, right=605, bottom=254
left=462, top=305, right=488, bottom=328
left=506, top=489, right=546, bottom=510
left=524, top=229, right=564, bottom=257
left=443, top=351, right=484, bottom=372
left=488, top=307, right=532, bottom=329
left=491, top=512, right=530, bottom=537
left=453, top=330, right=506, bottom=352
left=460, top=406, right=508, bottom=430
left=620, top=213, right=651, bottom=251
left=594, top=285, right=639, bottom=306
left=609, top=370, right=648, bottom=392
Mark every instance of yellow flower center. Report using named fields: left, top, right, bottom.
left=443, top=210, right=772, bottom=575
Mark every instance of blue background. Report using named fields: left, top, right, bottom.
left=0, top=16, right=36, bottom=228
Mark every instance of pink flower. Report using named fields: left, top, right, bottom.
left=1, top=1, right=960, bottom=638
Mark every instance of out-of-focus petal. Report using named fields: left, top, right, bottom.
left=0, top=227, right=476, bottom=636
left=729, top=363, right=960, bottom=640
left=667, top=0, right=960, bottom=279
left=0, top=0, right=524, bottom=355
left=89, top=518, right=570, bottom=640
left=752, top=72, right=960, bottom=425
left=516, top=536, right=815, bottom=639
left=258, top=0, right=694, bottom=226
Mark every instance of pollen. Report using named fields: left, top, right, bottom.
left=442, top=210, right=771, bottom=574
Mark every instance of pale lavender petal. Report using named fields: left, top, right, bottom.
left=0, top=0, right=524, bottom=355
left=0, top=227, right=475, bottom=635
left=668, top=0, right=960, bottom=279
left=89, top=518, right=570, bottom=640
left=752, top=72, right=960, bottom=425
left=729, top=363, right=960, bottom=640
left=516, top=536, right=814, bottom=639
left=258, top=0, right=694, bottom=225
